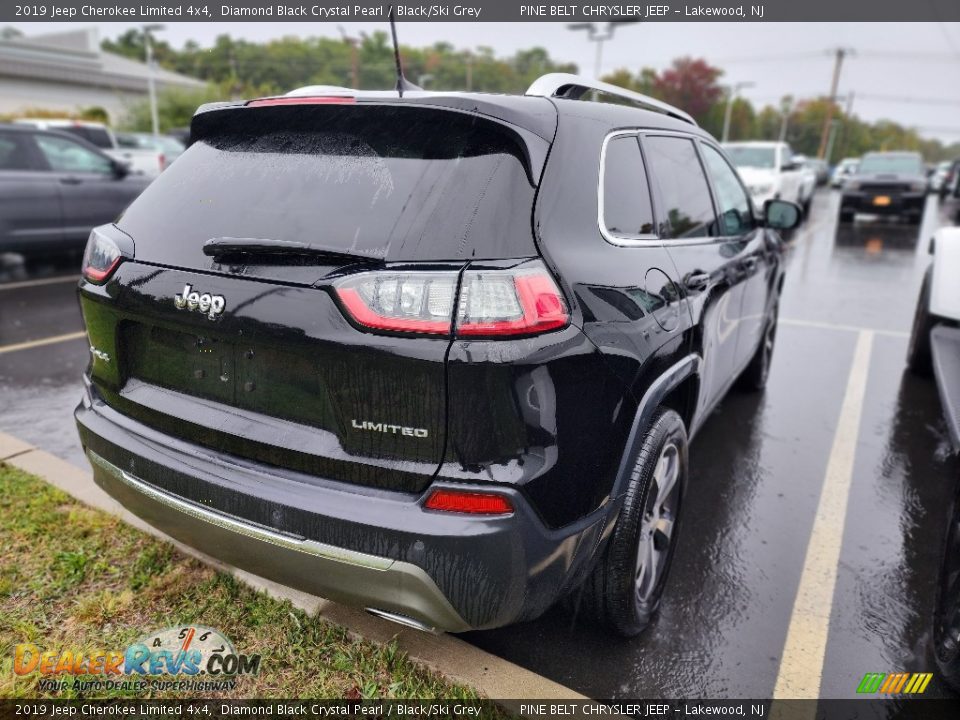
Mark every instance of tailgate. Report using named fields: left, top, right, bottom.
left=81, top=263, right=454, bottom=493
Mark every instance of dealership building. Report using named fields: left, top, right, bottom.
left=0, top=27, right=204, bottom=122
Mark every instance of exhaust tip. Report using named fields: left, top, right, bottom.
left=366, top=607, right=438, bottom=634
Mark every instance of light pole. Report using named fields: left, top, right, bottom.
left=721, top=81, right=754, bottom=143
left=567, top=22, right=640, bottom=81
left=142, top=24, right=165, bottom=139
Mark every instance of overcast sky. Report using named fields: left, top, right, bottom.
left=11, top=21, right=960, bottom=142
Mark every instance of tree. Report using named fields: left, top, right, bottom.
left=652, top=57, right=724, bottom=123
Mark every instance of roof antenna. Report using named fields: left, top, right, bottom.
left=389, top=9, right=421, bottom=97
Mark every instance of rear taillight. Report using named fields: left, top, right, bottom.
left=334, top=272, right=458, bottom=335
left=424, top=489, right=514, bottom=515
left=457, top=269, right=568, bottom=336
left=81, top=227, right=128, bottom=284
left=332, top=261, right=568, bottom=338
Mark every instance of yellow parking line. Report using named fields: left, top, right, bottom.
left=773, top=330, right=874, bottom=700
left=0, top=331, right=87, bottom=355
left=0, top=275, right=80, bottom=291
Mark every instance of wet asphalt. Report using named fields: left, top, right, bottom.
left=0, top=190, right=958, bottom=700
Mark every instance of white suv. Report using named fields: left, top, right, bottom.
left=723, top=141, right=812, bottom=218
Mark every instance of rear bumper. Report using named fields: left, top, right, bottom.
left=840, top=191, right=925, bottom=215
left=75, top=382, right=611, bottom=632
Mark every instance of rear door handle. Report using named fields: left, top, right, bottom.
left=59, top=176, right=82, bottom=185
left=684, top=271, right=711, bottom=292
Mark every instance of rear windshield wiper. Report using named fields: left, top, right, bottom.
left=203, top=237, right=383, bottom=265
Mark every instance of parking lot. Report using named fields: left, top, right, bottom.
left=1, top=189, right=958, bottom=700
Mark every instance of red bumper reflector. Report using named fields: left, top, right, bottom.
left=424, top=489, right=514, bottom=515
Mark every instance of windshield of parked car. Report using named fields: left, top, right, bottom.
left=858, top=154, right=924, bottom=175
left=724, top=146, right=777, bottom=170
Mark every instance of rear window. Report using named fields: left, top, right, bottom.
left=118, top=105, right=539, bottom=264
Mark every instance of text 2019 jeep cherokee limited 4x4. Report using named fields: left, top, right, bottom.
left=75, top=74, right=800, bottom=636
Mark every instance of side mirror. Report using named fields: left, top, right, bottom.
left=111, top=159, right=131, bottom=179
left=764, top=199, right=802, bottom=231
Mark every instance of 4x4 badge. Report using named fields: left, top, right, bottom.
left=174, top=284, right=226, bottom=320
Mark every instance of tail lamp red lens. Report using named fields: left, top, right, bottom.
left=81, top=228, right=126, bottom=284
left=424, top=489, right=514, bottom=515
left=332, top=262, right=568, bottom=338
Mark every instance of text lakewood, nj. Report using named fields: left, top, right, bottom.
left=519, top=4, right=765, bottom=17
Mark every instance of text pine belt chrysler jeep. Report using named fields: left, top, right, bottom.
left=75, top=75, right=800, bottom=635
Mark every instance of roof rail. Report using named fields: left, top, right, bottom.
left=525, top=73, right=697, bottom=126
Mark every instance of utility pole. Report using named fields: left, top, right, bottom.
left=142, top=24, right=165, bottom=139
left=817, top=47, right=855, bottom=159
left=722, top=81, right=754, bottom=143
left=338, top=26, right=359, bottom=88
left=778, top=96, right=793, bottom=142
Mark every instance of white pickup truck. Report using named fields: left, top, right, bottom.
left=14, top=119, right=165, bottom=179
left=723, top=141, right=815, bottom=218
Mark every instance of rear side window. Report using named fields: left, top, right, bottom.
left=119, top=105, right=539, bottom=263
left=0, top=133, right=36, bottom=170
left=643, top=136, right=716, bottom=239
left=602, top=135, right=654, bottom=238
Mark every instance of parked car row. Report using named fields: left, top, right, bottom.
left=13, top=119, right=183, bottom=179
left=0, top=123, right=152, bottom=255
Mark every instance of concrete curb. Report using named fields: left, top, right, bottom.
left=0, top=430, right=587, bottom=702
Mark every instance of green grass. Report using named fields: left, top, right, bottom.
left=0, top=463, right=482, bottom=701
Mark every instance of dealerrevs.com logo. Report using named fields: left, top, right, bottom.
left=14, top=625, right=261, bottom=693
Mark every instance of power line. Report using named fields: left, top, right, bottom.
left=855, top=92, right=960, bottom=107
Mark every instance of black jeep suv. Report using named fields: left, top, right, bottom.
left=838, top=151, right=928, bottom=224
left=75, top=75, right=799, bottom=636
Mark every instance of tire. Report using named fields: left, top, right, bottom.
left=802, top=196, right=812, bottom=219
left=582, top=408, right=688, bottom=637
left=907, top=269, right=935, bottom=376
left=739, top=301, right=779, bottom=391
left=934, top=490, right=960, bottom=691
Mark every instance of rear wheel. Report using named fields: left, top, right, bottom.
left=582, top=408, right=687, bottom=637
left=907, top=269, right=936, bottom=376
